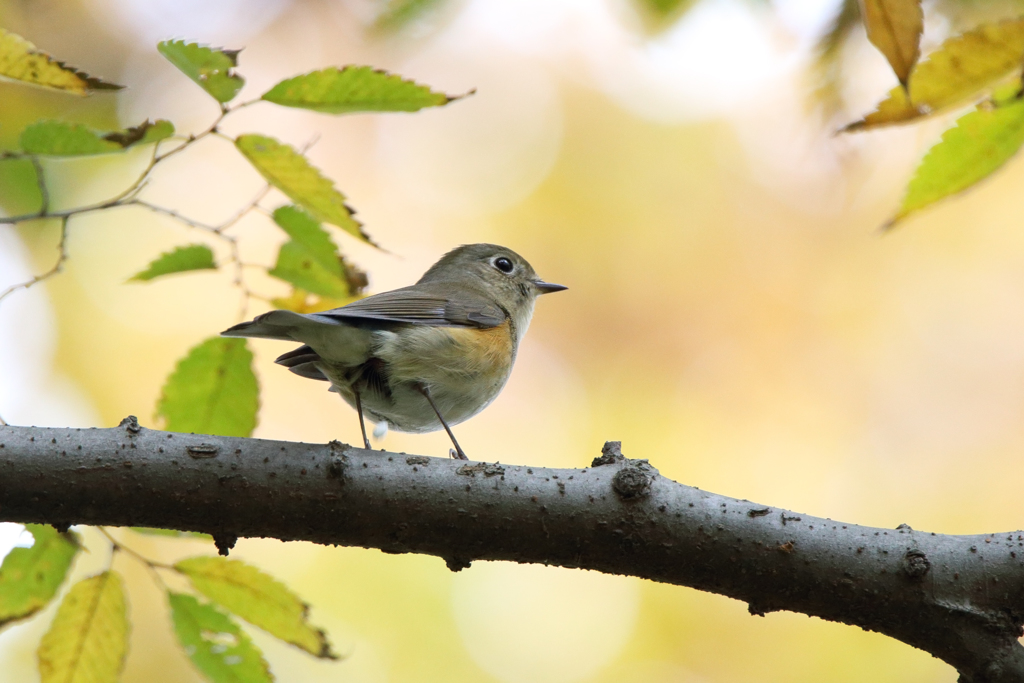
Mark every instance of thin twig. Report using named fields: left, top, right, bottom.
left=130, top=195, right=273, bottom=318
left=149, top=97, right=256, bottom=165
left=227, top=98, right=261, bottom=112
left=97, top=526, right=173, bottom=590
left=0, top=99, right=267, bottom=308
left=301, top=133, right=321, bottom=152
left=0, top=147, right=158, bottom=226
left=1, top=194, right=124, bottom=225
left=229, top=238, right=251, bottom=318
left=0, top=216, right=70, bottom=304
left=30, top=157, right=49, bottom=216
left=97, top=526, right=173, bottom=568
left=153, top=108, right=229, bottom=164
left=129, top=199, right=221, bottom=232
left=0, top=98, right=249, bottom=227
left=228, top=184, right=273, bottom=231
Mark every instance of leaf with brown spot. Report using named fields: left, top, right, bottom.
left=0, top=28, right=123, bottom=94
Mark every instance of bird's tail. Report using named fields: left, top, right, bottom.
left=221, top=310, right=326, bottom=341
left=221, top=310, right=369, bottom=367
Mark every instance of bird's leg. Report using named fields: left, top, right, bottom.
left=415, top=383, right=468, bottom=460
left=353, top=389, right=371, bottom=450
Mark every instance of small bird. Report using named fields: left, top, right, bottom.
left=221, top=243, right=566, bottom=459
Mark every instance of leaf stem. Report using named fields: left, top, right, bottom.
left=130, top=191, right=274, bottom=319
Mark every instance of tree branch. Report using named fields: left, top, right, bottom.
left=1, top=420, right=1022, bottom=682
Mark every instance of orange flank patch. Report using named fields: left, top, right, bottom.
left=445, top=320, right=514, bottom=374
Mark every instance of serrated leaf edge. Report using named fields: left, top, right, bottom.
left=176, top=557, right=338, bottom=659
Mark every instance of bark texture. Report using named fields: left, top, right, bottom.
left=1, top=419, right=1022, bottom=682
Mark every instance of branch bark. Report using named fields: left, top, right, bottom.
left=1, top=418, right=1022, bottom=682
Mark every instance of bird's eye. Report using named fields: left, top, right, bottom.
left=494, top=257, right=514, bottom=273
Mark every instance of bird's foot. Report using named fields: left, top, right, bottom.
left=450, top=447, right=469, bottom=461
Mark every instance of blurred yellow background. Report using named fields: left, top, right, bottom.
left=3, top=0, right=1024, bottom=681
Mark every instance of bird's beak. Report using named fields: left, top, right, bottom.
left=534, top=280, right=568, bottom=294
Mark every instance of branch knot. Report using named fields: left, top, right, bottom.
left=119, top=415, right=141, bottom=434
left=902, top=549, right=930, bottom=580
left=327, top=440, right=349, bottom=481
left=593, top=441, right=626, bottom=467
left=612, top=462, right=655, bottom=500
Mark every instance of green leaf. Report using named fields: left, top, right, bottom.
left=637, top=0, right=696, bottom=19
left=129, top=527, right=214, bottom=541
left=234, top=134, right=370, bottom=243
left=267, top=206, right=352, bottom=298
left=157, top=40, right=244, bottom=103
left=156, top=337, right=259, bottom=437
left=261, top=66, right=460, bottom=114
left=0, top=157, right=40, bottom=215
left=0, top=28, right=123, bottom=95
left=176, top=557, right=337, bottom=659
left=269, top=206, right=368, bottom=301
left=169, top=592, right=272, bottom=683
left=0, top=525, right=79, bottom=627
left=860, top=0, right=922, bottom=86
left=373, top=0, right=447, bottom=32
left=21, top=122, right=122, bottom=156
left=846, top=18, right=1024, bottom=130
left=268, top=241, right=350, bottom=299
left=20, top=119, right=176, bottom=156
left=37, top=571, right=129, bottom=683
left=632, top=0, right=700, bottom=31
left=129, top=244, right=217, bottom=282
left=890, top=98, right=1024, bottom=226
left=271, top=206, right=340, bottom=272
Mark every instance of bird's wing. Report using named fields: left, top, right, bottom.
left=220, top=285, right=507, bottom=371
left=319, top=285, right=506, bottom=329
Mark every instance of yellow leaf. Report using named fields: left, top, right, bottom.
left=841, top=84, right=921, bottom=131
left=0, top=28, right=123, bottom=95
left=38, top=571, right=129, bottom=683
left=910, top=18, right=1024, bottom=110
left=860, top=0, right=923, bottom=86
left=176, top=557, right=337, bottom=658
left=844, top=18, right=1024, bottom=131
left=234, top=134, right=372, bottom=245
